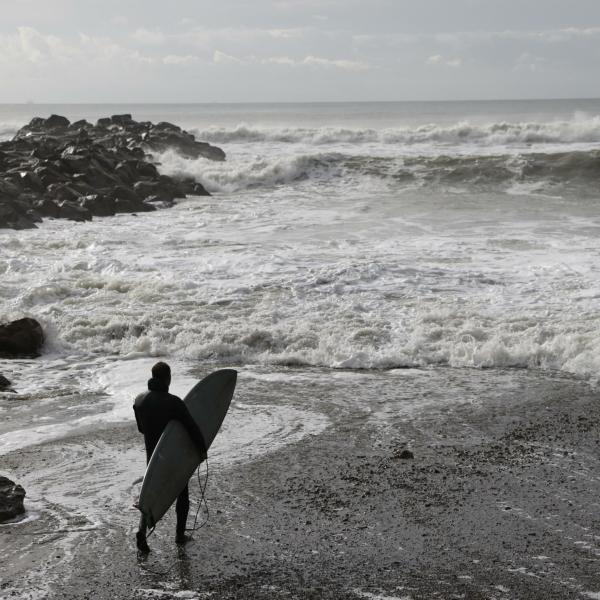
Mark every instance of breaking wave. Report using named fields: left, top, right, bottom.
left=160, top=148, right=600, bottom=194
left=0, top=122, right=19, bottom=141
left=194, top=116, right=600, bottom=148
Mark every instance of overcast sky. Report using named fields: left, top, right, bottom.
left=1, top=0, right=600, bottom=102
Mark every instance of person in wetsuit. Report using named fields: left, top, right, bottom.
left=133, top=361, right=207, bottom=553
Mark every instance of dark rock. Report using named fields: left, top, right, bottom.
left=135, top=161, right=159, bottom=178
left=44, top=114, right=70, bottom=129
left=58, top=200, right=92, bottom=222
left=34, top=197, right=61, bottom=218
left=0, top=317, right=44, bottom=357
left=26, top=207, right=43, bottom=224
left=114, top=196, right=153, bottom=213
left=397, top=449, right=414, bottom=460
left=46, top=183, right=80, bottom=202
left=155, top=121, right=182, bottom=132
left=60, top=151, right=90, bottom=173
left=110, top=185, right=140, bottom=203
left=83, top=160, right=122, bottom=188
left=189, top=181, right=210, bottom=196
left=144, top=128, right=226, bottom=161
left=25, top=116, right=46, bottom=130
left=0, top=114, right=221, bottom=228
left=70, top=119, right=92, bottom=130
left=0, top=375, right=11, bottom=391
left=133, top=180, right=175, bottom=203
left=79, top=194, right=116, bottom=217
left=114, top=161, right=137, bottom=185
left=111, top=114, right=133, bottom=126
left=70, top=175, right=96, bottom=196
left=18, top=170, right=44, bottom=192
left=31, top=140, right=60, bottom=160
left=0, top=178, right=21, bottom=197
left=0, top=476, right=26, bottom=522
left=34, top=165, right=64, bottom=186
left=0, top=198, right=37, bottom=229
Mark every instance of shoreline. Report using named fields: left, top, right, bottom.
left=1, top=367, right=599, bottom=599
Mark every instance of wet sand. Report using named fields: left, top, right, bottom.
left=1, top=367, right=600, bottom=599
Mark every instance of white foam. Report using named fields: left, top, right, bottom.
left=354, top=590, right=413, bottom=600
left=193, top=116, right=600, bottom=149
left=135, top=590, right=206, bottom=599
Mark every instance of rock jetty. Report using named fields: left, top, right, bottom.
left=0, top=114, right=224, bottom=230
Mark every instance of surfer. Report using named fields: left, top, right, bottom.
left=133, top=361, right=207, bottom=553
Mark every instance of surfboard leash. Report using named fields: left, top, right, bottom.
left=187, top=457, right=210, bottom=533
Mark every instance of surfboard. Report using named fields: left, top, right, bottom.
left=137, top=368, right=237, bottom=529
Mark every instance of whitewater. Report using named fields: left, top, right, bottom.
left=1, top=98, right=600, bottom=450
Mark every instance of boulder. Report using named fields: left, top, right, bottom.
left=18, top=170, right=44, bottom=193
left=397, top=449, right=414, bottom=460
left=110, top=185, right=140, bottom=204
left=58, top=200, right=92, bottom=222
left=79, top=194, right=116, bottom=217
left=0, top=317, right=44, bottom=357
left=0, top=198, right=37, bottom=230
left=175, top=177, right=210, bottom=196
left=0, top=177, right=21, bottom=198
left=69, top=119, right=92, bottom=130
left=60, top=152, right=91, bottom=174
left=114, top=196, right=154, bottom=213
left=34, top=165, right=64, bottom=186
left=0, top=476, right=25, bottom=522
left=0, top=374, right=12, bottom=391
left=190, top=182, right=210, bottom=196
left=34, top=197, right=61, bottom=218
left=135, top=161, right=159, bottom=178
left=44, top=114, right=70, bottom=129
left=46, top=182, right=81, bottom=202
left=111, top=114, right=133, bottom=127
left=133, top=180, right=175, bottom=203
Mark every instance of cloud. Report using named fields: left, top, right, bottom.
left=0, top=26, right=79, bottom=64
left=131, top=28, right=166, bottom=46
left=301, top=55, right=370, bottom=70
left=163, top=54, right=199, bottom=65
left=513, top=52, right=546, bottom=72
left=211, top=50, right=371, bottom=71
left=213, top=50, right=244, bottom=64
left=267, top=28, right=306, bottom=39
left=427, top=54, right=461, bottom=68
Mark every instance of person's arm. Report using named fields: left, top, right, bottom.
left=133, top=397, right=144, bottom=434
left=173, top=399, right=208, bottom=458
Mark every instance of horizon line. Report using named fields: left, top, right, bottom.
left=1, top=96, right=600, bottom=106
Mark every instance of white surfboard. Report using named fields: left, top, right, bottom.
left=137, top=369, right=237, bottom=528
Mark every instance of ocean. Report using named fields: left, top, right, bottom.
left=2, top=98, right=600, bottom=443
left=2, top=100, right=600, bottom=596
left=2, top=99, right=600, bottom=439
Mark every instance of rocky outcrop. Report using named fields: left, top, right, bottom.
left=0, top=476, right=25, bottom=522
left=0, top=318, right=44, bottom=357
left=0, top=114, right=219, bottom=230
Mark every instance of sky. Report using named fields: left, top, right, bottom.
left=1, top=0, right=600, bottom=102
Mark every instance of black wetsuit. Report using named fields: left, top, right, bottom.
left=134, top=377, right=207, bottom=536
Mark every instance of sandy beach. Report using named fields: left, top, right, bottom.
left=1, top=366, right=599, bottom=600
